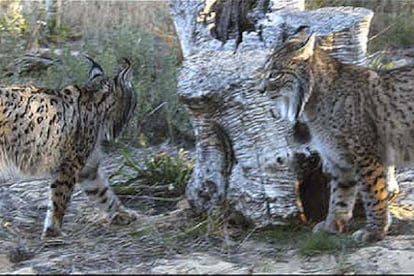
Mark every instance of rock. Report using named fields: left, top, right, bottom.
left=150, top=252, right=251, bottom=274
left=0, top=254, right=13, bottom=273
left=8, top=267, right=36, bottom=274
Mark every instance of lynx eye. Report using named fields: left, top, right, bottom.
left=270, top=73, right=283, bottom=82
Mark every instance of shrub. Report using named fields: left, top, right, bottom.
left=305, top=0, right=414, bottom=53
left=110, top=146, right=194, bottom=203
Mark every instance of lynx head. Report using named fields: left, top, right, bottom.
left=85, top=56, right=137, bottom=140
left=259, top=25, right=316, bottom=122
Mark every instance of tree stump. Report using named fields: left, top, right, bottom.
left=170, top=0, right=374, bottom=226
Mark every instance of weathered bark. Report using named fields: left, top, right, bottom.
left=198, top=0, right=264, bottom=46
left=171, top=0, right=374, bottom=226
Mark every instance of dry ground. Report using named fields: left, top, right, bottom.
left=1, top=144, right=414, bottom=274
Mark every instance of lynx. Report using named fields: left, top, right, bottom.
left=0, top=56, right=138, bottom=239
left=260, top=26, right=414, bottom=243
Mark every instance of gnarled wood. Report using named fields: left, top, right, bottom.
left=171, top=0, right=374, bottom=226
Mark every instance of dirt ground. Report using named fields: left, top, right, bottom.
left=1, top=144, right=414, bottom=275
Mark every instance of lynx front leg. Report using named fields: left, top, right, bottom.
left=79, top=163, right=138, bottom=225
left=313, top=169, right=358, bottom=234
left=386, top=165, right=399, bottom=203
left=42, top=169, right=77, bottom=239
left=352, top=160, right=390, bottom=243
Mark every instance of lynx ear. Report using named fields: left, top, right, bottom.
left=295, top=32, right=315, bottom=60
left=286, top=26, right=316, bottom=60
left=116, top=58, right=133, bottom=87
left=287, top=25, right=310, bottom=46
left=112, top=58, right=136, bottom=139
left=85, top=55, right=104, bottom=80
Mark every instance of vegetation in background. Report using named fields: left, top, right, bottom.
left=0, top=0, right=192, bottom=146
left=0, top=0, right=27, bottom=70
left=305, top=0, right=414, bottom=53
left=0, top=0, right=27, bottom=34
left=370, top=15, right=414, bottom=52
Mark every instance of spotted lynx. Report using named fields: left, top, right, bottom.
left=260, top=26, right=414, bottom=243
left=0, top=57, right=138, bottom=239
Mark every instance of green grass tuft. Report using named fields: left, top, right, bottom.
left=297, top=231, right=357, bottom=256
left=110, top=146, right=194, bottom=200
left=253, top=224, right=357, bottom=256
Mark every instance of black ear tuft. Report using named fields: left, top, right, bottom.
left=84, top=55, right=104, bottom=80
left=293, top=25, right=311, bottom=37
left=122, top=58, right=131, bottom=67
left=284, top=25, right=315, bottom=55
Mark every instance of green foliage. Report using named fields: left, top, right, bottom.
left=369, top=15, right=414, bottom=52
left=297, top=231, right=356, bottom=256
left=46, top=22, right=72, bottom=44
left=305, top=0, right=326, bottom=10
left=253, top=224, right=307, bottom=246
left=306, top=0, right=414, bottom=52
left=0, top=0, right=27, bottom=35
left=40, top=49, right=89, bottom=88
left=253, top=225, right=357, bottom=256
left=110, top=147, right=194, bottom=200
left=0, top=0, right=27, bottom=72
left=74, top=22, right=192, bottom=144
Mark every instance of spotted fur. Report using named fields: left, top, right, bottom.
left=260, top=26, right=414, bottom=243
left=0, top=57, right=137, bottom=238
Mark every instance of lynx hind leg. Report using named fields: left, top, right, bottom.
left=313, top=168, right=358, bottom=235
left=352, top=159, right=390, bottom=243
left=386, top=165, right=399, bottom=203
left=79, top=164, right=138, bottom=225
left=42, top=169, right=77, bottom=239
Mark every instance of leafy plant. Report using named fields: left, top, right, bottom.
left=110, top=146, right=194, bottom=200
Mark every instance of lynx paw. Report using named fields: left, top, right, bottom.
left=312, top=220, right=342, bottom=234
left=41, top=227, right=67, bottom=240
left=351, top=228, right=386, bottom=244
left=109, top=208, right=139, bottom=225
left=41, top=226, right=61, bottom=240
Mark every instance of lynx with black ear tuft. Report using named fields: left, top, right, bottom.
left=0, top=56, right=139, bottom=239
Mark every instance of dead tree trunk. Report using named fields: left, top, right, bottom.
left=170, top=0, right=373, bottom=226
